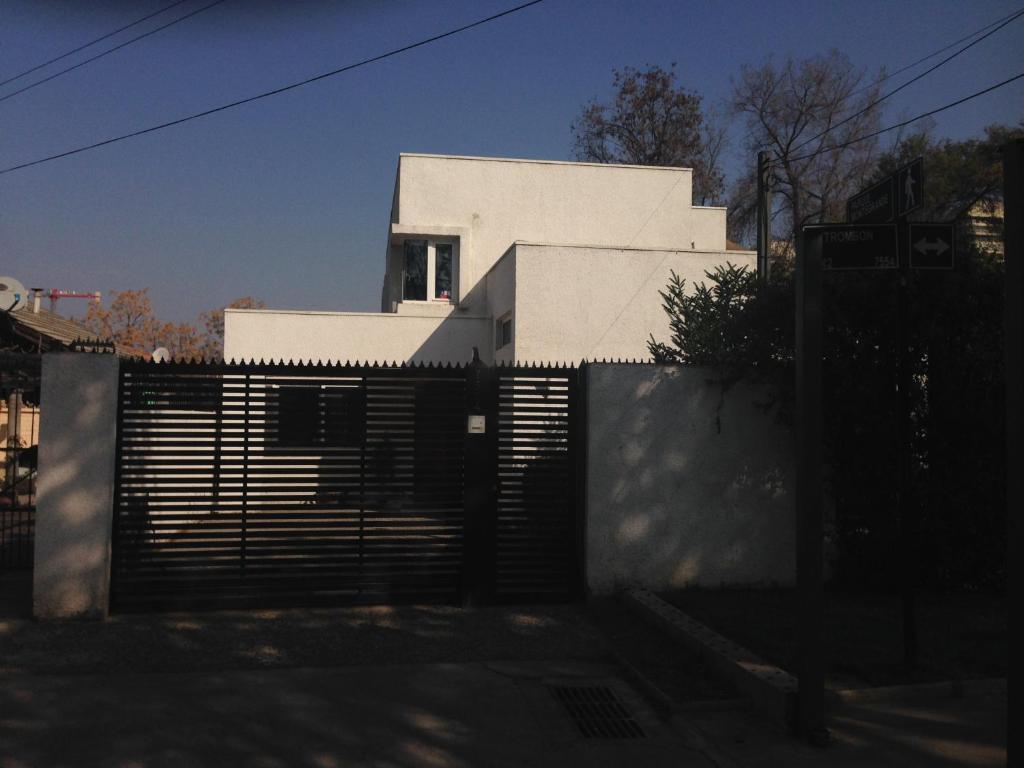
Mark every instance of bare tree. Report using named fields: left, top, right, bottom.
left=572, top=64, right=726, bottom=205
left=729, top=51, right=885, bottom=249
left=198, top=296, right=266, bottom=359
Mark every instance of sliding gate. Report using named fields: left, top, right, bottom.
left=110, top=359, right=582, bottom=612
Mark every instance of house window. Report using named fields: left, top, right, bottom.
left=495, top=314, right=513, bottom=350
left=403, top=240, right=427, bottom=301
left=435, top=243, right=452, bottom=299
left=402, top=239, right=456, bottom=302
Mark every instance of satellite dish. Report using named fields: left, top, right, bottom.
left=151, top=347, right=171, bottom=363
left=0, top=276, right=27, bottom=312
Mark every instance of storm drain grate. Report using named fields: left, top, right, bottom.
left=548, top=685, right=645, bottom=739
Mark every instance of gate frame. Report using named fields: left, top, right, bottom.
left=106, top=357, right=587, bottom=614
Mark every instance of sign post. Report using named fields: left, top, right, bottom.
left=1002, top=139, right=1022, bottom=765
left=796, top=227, right=825, bottom=742
left=794, top=158, right=964, bottom=741
left=895, top=215, right=918, bottom=671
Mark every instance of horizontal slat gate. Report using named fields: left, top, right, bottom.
left=111, top=361, right=466, bottom=611
left=493, top=369, right=579, bottom=602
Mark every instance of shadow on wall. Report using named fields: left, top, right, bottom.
left=408, top=316, right=491, bottom=365
left=33, top=357, right=119, bottom=619
left=587, top=364, right=796, bottom=593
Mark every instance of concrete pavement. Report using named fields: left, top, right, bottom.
left=687, top=688, right=1007, bottom=767
left=0, top=660, right=725, bottom=768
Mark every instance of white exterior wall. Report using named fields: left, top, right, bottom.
left=509, top=243, right=755, bottom=363
left=226, top=153, right=746, bottom=366
left=383, top=154, right=727, bottom=314
left=34, top=353, right=120, bottom=619
left=484, top=248, right=516, bottom=365
left=586, top=364, right=795, bottom=592
left=224, top=308, right=492, bottom=365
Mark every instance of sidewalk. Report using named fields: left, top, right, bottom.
left=0, top=660, right=724, bottom=768
left=0, top=586, right=1007, bottom=767
left=688, top=688, right=1007, bottom=767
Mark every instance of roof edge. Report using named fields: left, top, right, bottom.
left=398, top=153, right=693, bottom=174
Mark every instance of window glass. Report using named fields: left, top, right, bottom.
left=403, top=240, right=427, bottom=300
left=435, top=243, right=452, bottom=299
left=496, top=315, right=513, bottom=349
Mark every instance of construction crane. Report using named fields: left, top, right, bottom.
left=29, top=288, right=101, bottom=313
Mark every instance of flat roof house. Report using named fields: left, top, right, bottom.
left=224, top=153, right=754, bottom=364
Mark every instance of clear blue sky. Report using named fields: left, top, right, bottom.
left=2, top=0, right=1022, bottom=322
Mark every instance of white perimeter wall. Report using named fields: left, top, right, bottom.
left=34, top=353, right=120, bottom=618
left=224, top=309, right=492, bottom=365
left=512, top=244, right=755, bottom=363
left=586, top=364, right=795, bottom=592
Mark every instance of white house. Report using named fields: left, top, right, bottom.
left=224, top=153, right=754, bottom=364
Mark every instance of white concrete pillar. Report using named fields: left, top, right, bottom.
left=34, top=353, right=120, bottom=619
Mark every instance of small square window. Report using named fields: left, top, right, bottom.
left=495, top=315, right=513, bottom=350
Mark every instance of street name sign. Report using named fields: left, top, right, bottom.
left=805, top=224, right=899, bottom=270
left=846, top=157, right=924, bottom=224
left=847, top=177, right=894, bottom=224
left=908, top=222, right=955, bottom=269
left=896, top=158, right=924, bottom=218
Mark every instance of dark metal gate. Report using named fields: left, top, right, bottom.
left=110, top=359, right=582, bottom=612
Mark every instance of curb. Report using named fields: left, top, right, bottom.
left=622, top=588, right=797, bottom=731
left=612, top=652, right=756, bottom=720
left=829, top=676, right=1007, bottom=704
left=611, top=653, right=677, bottom=721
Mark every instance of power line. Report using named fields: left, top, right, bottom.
left=787, top=70, right=1024, bottom=164
left=0, top=0, right=229, bottom=104
left=849, top=5, right=1024, bottom=98
left=742, top=7, right=1023, bottom=155
left=0, top=0, right=192, bottom=89
left=0, top=0, right=545, bottom=177
left=786, top=7, right=1024, bottom=157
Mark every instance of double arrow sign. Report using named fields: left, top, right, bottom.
left=811, top=158, right=955, bottom=271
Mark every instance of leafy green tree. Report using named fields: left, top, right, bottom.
left=874, top=121, right=1023, bottom=222
left=648, top=251, right=1004, bottom=591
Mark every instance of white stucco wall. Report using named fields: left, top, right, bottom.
left=485, top=248, right=516, bottom=365
left=34, top=353, right=120, bottom=619
left=225, top=153, right=748, bottom=366
left=224, top=308, right=492, bottom=365
left=383, top=154, right=728, bottom=313
left=509, top=243, right=756, bottom=363
left=586, top=364, right=795, bottom=593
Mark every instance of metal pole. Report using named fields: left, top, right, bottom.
left=897, top=216, right=918, bottom=670
left=4, top=392, right=21, bottom=496
left=1003, top=139, right=1023, bottom=765
left=796, top=224, right=825, bottom=741
left=757, top=151, right=772, bottom=281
